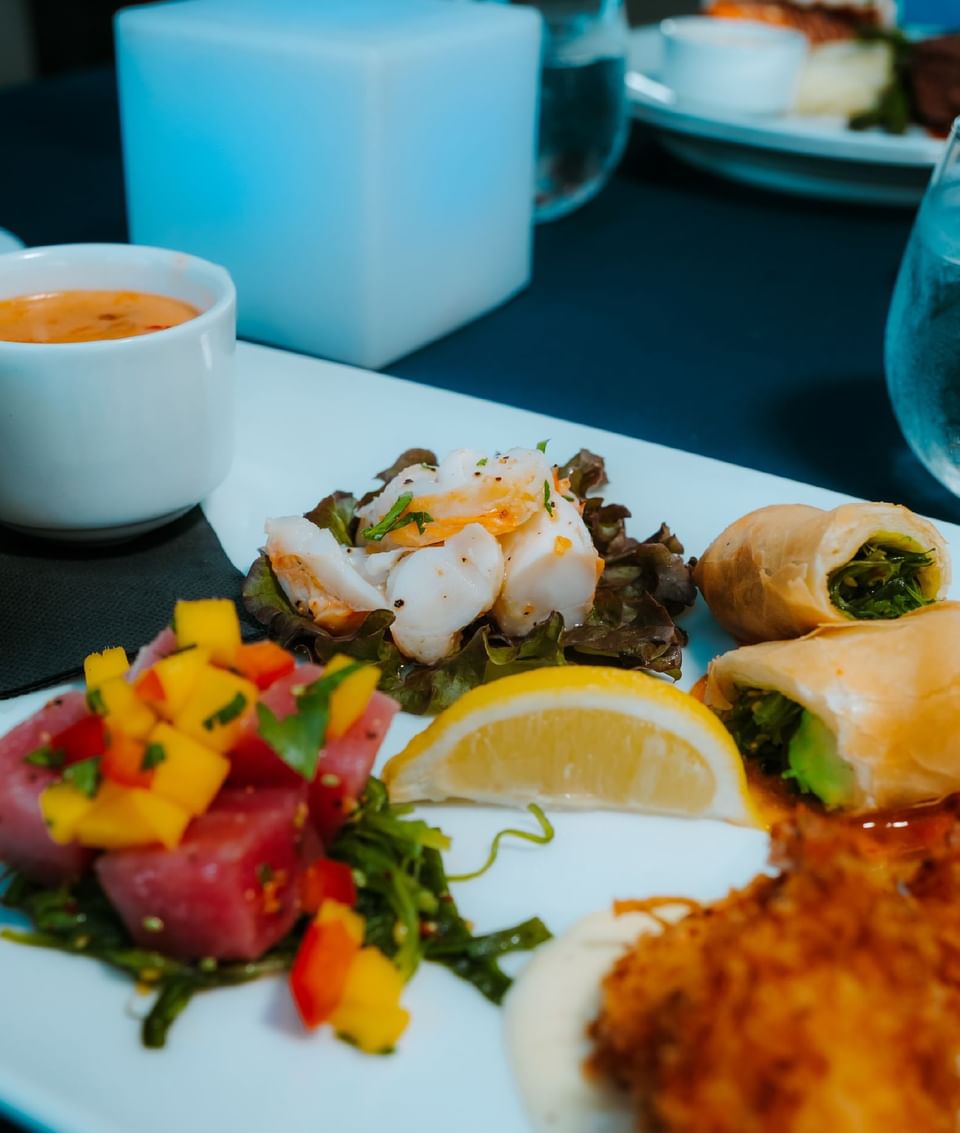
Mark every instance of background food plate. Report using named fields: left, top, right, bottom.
left=3, top=342, right=959, bottom=1133
left=627, top=25, right=945, bottom=206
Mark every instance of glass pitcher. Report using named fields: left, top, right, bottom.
left=531, top=0, right=630, bottom=222
left=885, top=119, right=960, bottom=496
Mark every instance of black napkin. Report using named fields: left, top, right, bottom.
left=0, top=507, right=262, bottom=700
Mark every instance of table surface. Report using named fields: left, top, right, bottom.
left=0, top=63, right=954, bottom=1133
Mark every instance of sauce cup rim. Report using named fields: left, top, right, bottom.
left=0, top=243, right=236, bottom=353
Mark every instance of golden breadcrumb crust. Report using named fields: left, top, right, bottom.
left=589, top=811, right=960, bottom=1132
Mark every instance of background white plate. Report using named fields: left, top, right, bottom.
left=627, top=26, right=945, bottom=205
left=3, top=342, right=959, bottom=1133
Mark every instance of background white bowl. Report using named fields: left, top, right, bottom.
left=660, top=16, right=808, bottom=117
left=0, top=243, right=236, bottom=541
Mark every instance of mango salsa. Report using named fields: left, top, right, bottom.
left=83, top=647, right=130, bottom=688
left=328, top=948, right=410, bottom=1053
left=148, top=722, right=231, bottom=816
left=174, top=598, right=242, bottom=666
left=136, top=647, right=211, bottom=720
left=173, top=665, right=258, bottom=753
left=325, top=654, right=380, bottom=739
left=40, top=783, right=96, bottom=844
left=94, top=675, right=156, bottom=739
left=74, top=783, right=190, bottom=850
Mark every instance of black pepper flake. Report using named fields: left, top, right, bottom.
left=393, top=598, right=405, bottom=608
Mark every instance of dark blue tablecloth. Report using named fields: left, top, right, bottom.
left=0, top=63, right=957, bottom=1133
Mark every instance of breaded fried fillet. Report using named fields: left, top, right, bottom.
left=589, top=813, right=960, bottom=1132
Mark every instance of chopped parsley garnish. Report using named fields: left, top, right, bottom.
left=86, top=688, right=106, bottom=716
left=828, top=541, right=935, bottom=620
left=543, top=480, right=554, bottom=517
left=24, top=746, right=66, bottom=771
left=142, top=916, right=165, bottom=934
left=361, top=492, right=433, bottom=542
left=141, top=743, right=167, bottom=771
left=476, top=457, right=488, bottom=467
left=256, top=662, right=366, bottom=780
left=63, top=756, right=102, bottom=799
left=202, top=693, right=248, bottom=731
left=536, top=439, right=549, bottom=453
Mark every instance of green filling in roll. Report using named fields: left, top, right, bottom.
left=828, top=541, right=935, bottom=620
left=721, top=689, right=856, bottom=808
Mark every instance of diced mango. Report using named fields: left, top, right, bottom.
left=329, top=1003, right=410, bottom=1054
left=335, top=945, right=405, bottom=1008
left=148, top=722, right=230, bottom=816
left=95, top=675, right=156, bottom=739
left=325, top=654, right=380, bottom=739
left=172, top=665, right=258, bottom=753
left=174, top=599, right=242, bottom=666
left=39, top=783, right=96, bottom=844
left=328, top=946, right=409, bottom=1052
left=74, top=783, right=190, bottom=850
left=138, top=648, right=211, bottom=720
left=316, top=899, right=365, bottom=945
left=83, top=647, right=129, bottom=689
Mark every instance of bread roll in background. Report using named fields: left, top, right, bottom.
left=705, top=602, right=960, bottom=813
left=693, top=502, right=950, bottom=644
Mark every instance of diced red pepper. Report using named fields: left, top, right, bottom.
left=134, top=668, right=166, bottom=704
left=300, top=858, right=357, bottom=915
left=101, top=728, right=154, bottom=789
left=290, top=918, right=359, bottom=1029
left=50, top=715, right=107, bottom=765
left=232, top=642, right=296, bottom=691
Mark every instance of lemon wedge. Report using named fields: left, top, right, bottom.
left=382, top=667, right=762, bottom=826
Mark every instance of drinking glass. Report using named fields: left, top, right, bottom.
left=886, top=119, right=960, bottom=496
left=531, top=0, right=630, bottom=222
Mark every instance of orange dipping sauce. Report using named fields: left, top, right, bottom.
left=0, top=290, right=201, bottom=344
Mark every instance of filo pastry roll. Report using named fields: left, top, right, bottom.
left=693, top=502, right=950, bottom=644
left=705, top=602, right=960, bottom=813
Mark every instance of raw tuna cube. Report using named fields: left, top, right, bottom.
left=227, top=664, right=399, bottom=841
left=96, top=786, right=309, bottom=961
left=0, top=692, right=94, bottom=884
left=310, top=691, right=399, bottom=844
left=128, top=626, right=178, bottom=679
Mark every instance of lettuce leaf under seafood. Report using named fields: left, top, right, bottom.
left=242, top=451, right=695, bottom=714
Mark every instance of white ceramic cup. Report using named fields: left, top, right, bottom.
left=660, top=16, right=808, bottom=117
left=0, top=244, right=236, bottom=541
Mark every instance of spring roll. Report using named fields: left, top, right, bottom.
left=693, top=502, right=950, bottom=644
left=705, top=602, right=960, bottom=813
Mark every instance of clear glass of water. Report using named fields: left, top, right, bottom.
left=531, top=0, right=630, bottom=223
left=886, top=119, right=960, bottom=496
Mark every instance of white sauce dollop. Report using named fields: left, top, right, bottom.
left=503, top=906, right=689, bottom=1133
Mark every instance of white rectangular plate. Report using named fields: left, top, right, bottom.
left=3, top=342, right=958, bottom=1133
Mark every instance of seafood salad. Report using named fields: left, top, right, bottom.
left=243, top=446, right=697, bottom=712
left=265, top=447, right=601, bottom=665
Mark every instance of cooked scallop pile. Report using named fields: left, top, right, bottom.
left=265, top=447, right=602, bottom=664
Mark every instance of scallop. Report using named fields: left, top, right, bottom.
left=385, top=523, right=505, bottom=664
left=356, top=447, right=554, bottom=550
left=265, top=516, right=387, bottom=632
left=493, top=491, right=601, bottom=638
